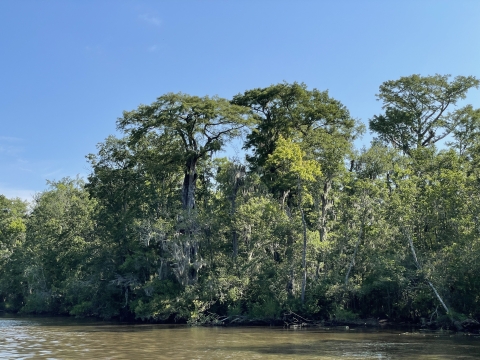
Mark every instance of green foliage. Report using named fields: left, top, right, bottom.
left=249, top=298, right=282, bottom=319
left=370, top=74, right=479, bottom=154
left=132, top=279, right=184, bottom=321
left=0, top=195, right=27, bottom=255
left=334, top=307, right=359, bottom=321
left=232, top=82, right=359, bottom=181
left=118, top=92, right=253, bottom=210
left=2, top=77, right=480, bottom=326
left=265, top=135, right=321, bottom=197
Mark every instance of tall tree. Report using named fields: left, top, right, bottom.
left=448, top=105, right=480, bottom=157
left=0, top=195, right=27, bottom=260
left=118, top=93, right=252, bottom=210
left=214, top=158, right=247, bottom=258
left=265, top=136, right=321, bottom=303
left=232, top=82, right=356, bottom=174
left=24, top=178, right=97, bottom=314
left=370, top=74, right=479, bottom=155
left=0, top=195, right=28, bottom=311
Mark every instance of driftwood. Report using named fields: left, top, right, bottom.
left=283, top=311, right=315, bottom=328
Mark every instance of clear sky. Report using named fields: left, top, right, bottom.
left=1, top=0, right=479, bottom=201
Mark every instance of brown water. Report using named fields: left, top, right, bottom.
left=0, top=317, right=479, bottom=359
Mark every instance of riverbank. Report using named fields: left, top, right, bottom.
left=192, top=311, right=480, bottom=334
left=3, top=309, right=480, bottom=334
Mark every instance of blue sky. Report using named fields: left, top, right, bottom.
left=1, top=0, right=479, bottom=201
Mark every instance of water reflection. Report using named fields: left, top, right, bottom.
left=0, top=317, right=479, bottom=359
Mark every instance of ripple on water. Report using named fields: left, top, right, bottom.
left=0, top=318, right=479, bottom=359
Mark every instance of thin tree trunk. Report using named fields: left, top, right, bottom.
left=345, top=223, right=363, bottom=285
left=314, top=180, right=332, bottom=280
left=282, top=189, right=295, bottom=296
left=230, top=167, right=243, bottom=258
left=285, top=206, right=295, bottom=297
left=232, top=231, right=238, bottom=258
left=319, top=180, right=332, bottom=243
left=403, top=227, right=449, bottom=313
left=298, top=178, right=308, bottom=304
left=300, top=204, right=307, bottom=304
left=231, top=192, right=238, bottom=258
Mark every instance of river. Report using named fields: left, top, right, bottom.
left=0, top=316, right=479, bottom=359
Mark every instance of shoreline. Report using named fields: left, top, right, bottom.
left=2, top=311, right=480, bottom=334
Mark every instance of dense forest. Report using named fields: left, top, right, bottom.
left=2, top=74, right=480, bottom=327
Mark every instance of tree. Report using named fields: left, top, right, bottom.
left=24, top=178, right=97, bottom=314
left=370, top=74, right=479, bottom=155
left=304, top=127, right=358, bottom=247
left=232, top=82, right=356, bottom=174
left=385, top=148, right=471, bottom=318
left=213, top=158, right=247, bottom=258
left=0, top=195, right=28, bottom=311
left=0, top=195, right=27, bottom=259
left=118, top=93, right=252, bottom=210
left=448, top=105, right=480, bottom=157
left=265, top=136, right=321, bottom=303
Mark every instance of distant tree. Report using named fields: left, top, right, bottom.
left=448, top=105, right=480, bottom=156
left=0, top=195, right=27, bottom=259
left=265, top=136, right=321, bottom=303
left=370, top=74, right=479, bottom=155
left=24, top=178, right=97, bottom=314
left=232, top=82, right=355, bottom=174
left=118, top=93, right=252, bottom=210
left=0, top=195, right=28, bottom=311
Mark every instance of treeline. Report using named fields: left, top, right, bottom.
left=1, top=75, right=480, bottom=325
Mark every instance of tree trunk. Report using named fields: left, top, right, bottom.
left=182, top=157, right=198, bottom=210
left=232, top=231, right=238, bottom=259
left=179, top=156, right=202, bottom=285
left=299, top=178, right=308, bottom=304
left=300, top=204, right=307, bottom=304
left=345, top=223, right=363, bottom=285
left=403, top=227, right=449, bottom=314
left=314, top=180, right=332, bottom=280
left=230, top=167, right=243, bottom=258
left=282, top=190, right=295, bottom=297
left=319, top=180, right=332, bottom=243
left=285, top=207, right=295, bottom=297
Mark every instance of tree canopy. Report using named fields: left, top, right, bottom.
left=1, top=77, right=480, bottom=330
left=370, top=74, right=479, bottom=154
left=118, top=93, right=253, bottom=210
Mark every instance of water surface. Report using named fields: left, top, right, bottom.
left=0, top=316, right=479, bottom=359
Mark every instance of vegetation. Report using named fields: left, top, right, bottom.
left=1, top=75, right=480, bottom=328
